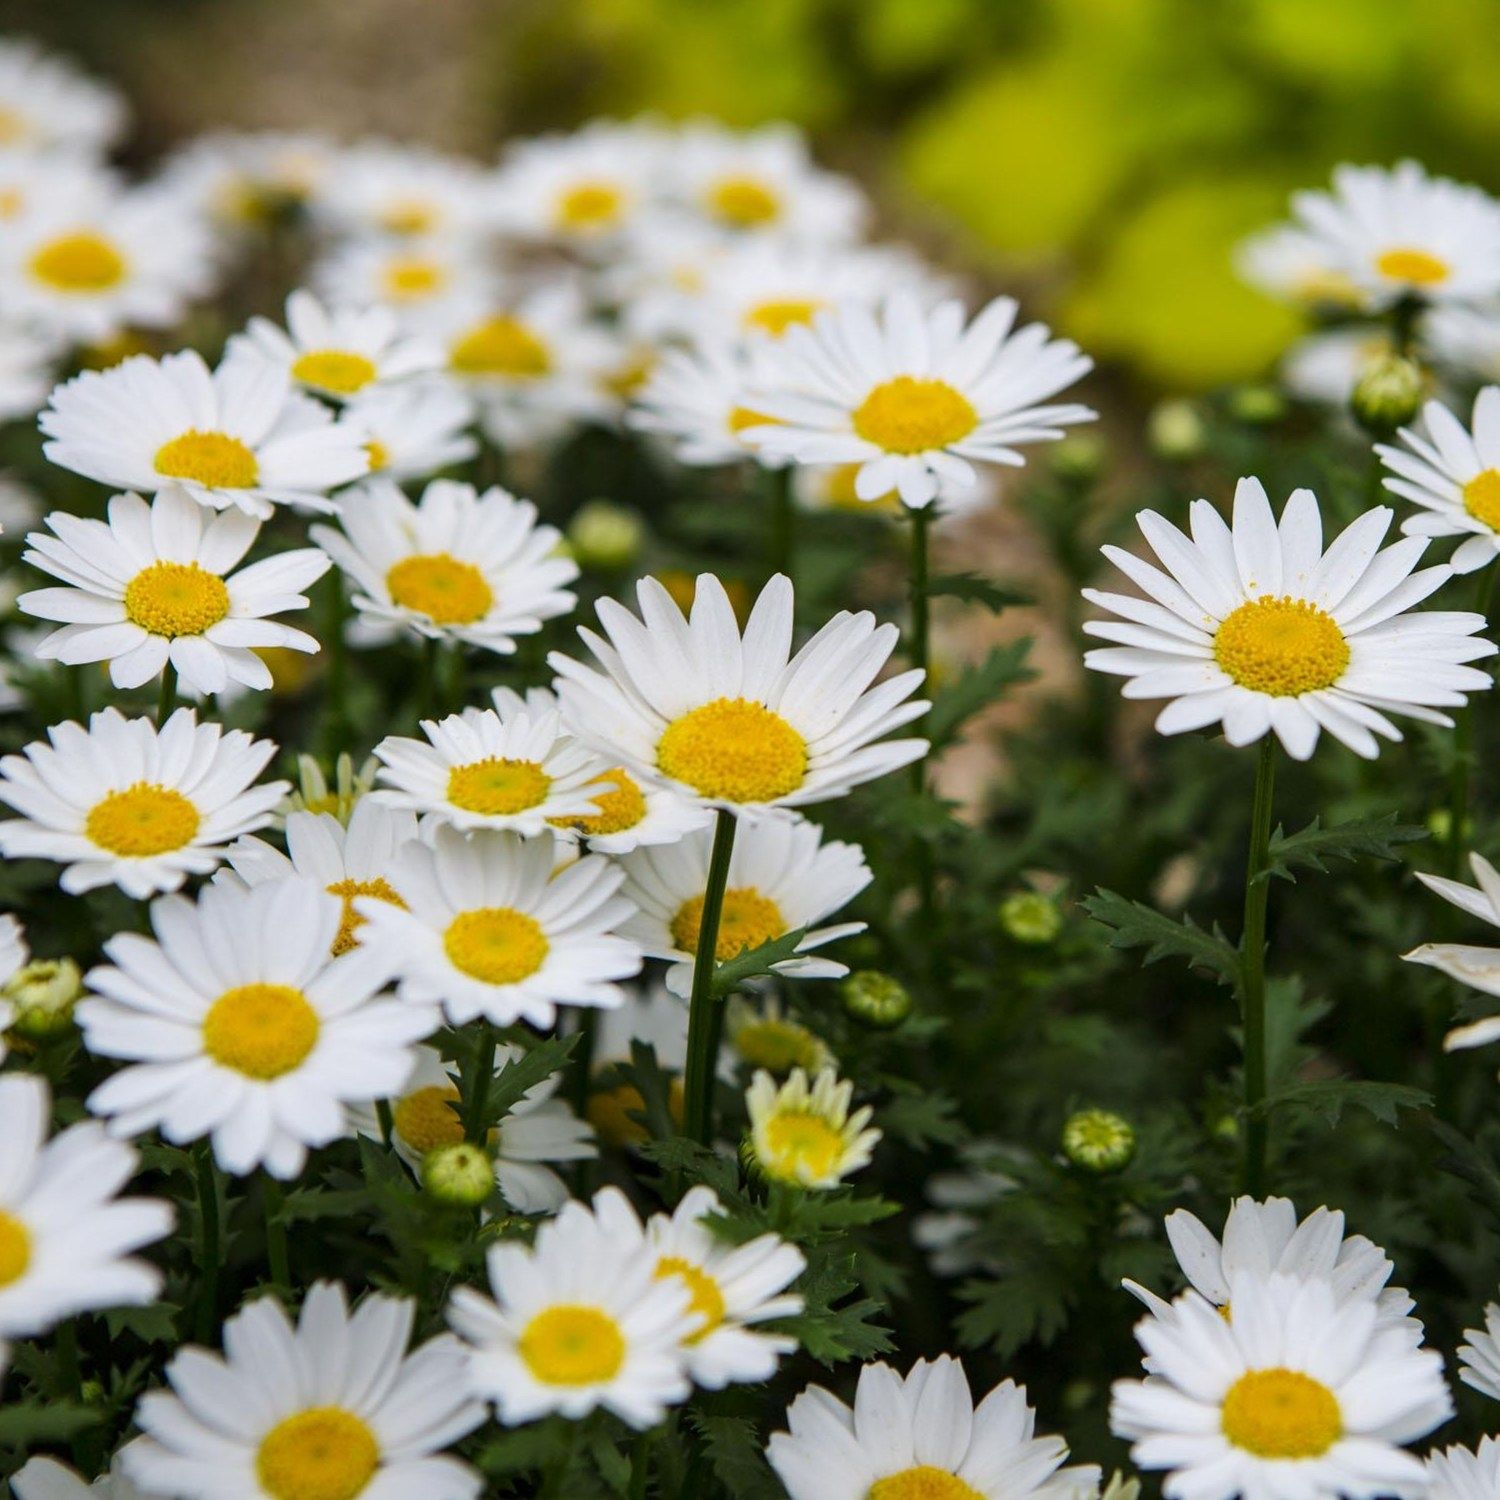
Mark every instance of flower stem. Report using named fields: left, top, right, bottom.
left=628, top=1428, right=656, bottom=1500
left=262, top=1174, right=290, bottom=1288
left=376, top=1099, right=394, bottom=1148
left=1444, top=567, right=1498, bottom=878
left=683, top=807, right=737, bottom=1144
left=156, top=662, right=178, bottom=729
left=194, top=1141, right=221, bottom=1342
left=323, top=571, right=349, bottom=756
left=1239, top=736, right=1278, bottom=1198
left=765, top=465, right=794, bottom=585
left=464, top=1022, right=497, bottom=1143
left=568, top=1007, right=598, bottom=1119
left=906, top=506, right=937, bottom=940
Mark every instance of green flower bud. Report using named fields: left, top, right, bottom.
left=1351, top=353, right=1424, bottom=437
left=999, top=890, right=1062, bottom=945
left=568, top=499, right=645, bottom=571
left=1227, top=384, right=1287, bottom=426
left=420, top=1142, right=494, bottom=1207
left=839, top=970, right=912, bottom=1030
left=1052, top=433, right=1106, bottom=484
left=5, top=958, right=83, bottom=1040
left=1062, top=1108, right=1135, bottom=1173
left=1147, top=399, right=1206, bottom=461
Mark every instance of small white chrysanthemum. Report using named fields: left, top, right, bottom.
left=447, top=1186, right=697, bottom=1429
left=1458, top=1299, right=1500, bottom=1400
left=0, top=1071, right=172, bottom=1381
left=746, top=1067, right=879, bottom=1187
left=769, top=1355, right=1099, bottom=1500
left=726, top=993, right=833, bottom=1077
left=79, top=876, right=438, bottom=1178
left=124, top=1281, right=485, bottom=1500
left=1111, top=1274, right=1451, bottom=1500
left=42, top=351, right=371, bottom=520
left=314, top=140, right=496, bottom=243
left=0, top=39, right=126, bottom=151
left=0, top=912, right=27, bottom=1061
left=619, top=814, right=870, bottom=997
left=629, top=337, right=786, bottom=468
left=311, top=236, right=496, bottom=327
left=1427, top=1438, right=1500, bottom=1500
left=230, top=290, right=442, bottom=401
left=1377, top=389, right=1500, bottom=574
left=311, top=478, right=576, bottom=653
left=745, top=293, right=1095, bottom=508
left=551, top=572, right=928, bottom=813
left=1404, top=852, right=1500, bottom=1056
left=0, top=707, right=286, bottom=897
left=156, top=129, right=334, bottom=234
left=1237, top=224, right=1367, bottom=312
left=345, top=380, right=477, bottom=480
left=354, top=823, right=641, bottom=1028
left=20, top=486, right=329, bottom=695
left=1083, top=477, right=1496, bottom=760
left=12, top=1454, right=155, bottom=1500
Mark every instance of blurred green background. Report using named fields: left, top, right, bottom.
left=17, top=0, right=1500, bottom=389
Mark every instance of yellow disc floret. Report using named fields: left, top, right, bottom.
left=255, top=1405, right=380, bottom=1500
left=123, top=561, right=231, bottom=638
left=556, top=181, right=625, bottom=231
left=743, top=298, right=822, bottom=337
left=86, top=783, right=201, bottom=857
left=1463, top=469, right=1500, bottom=532
left=519, top=1305, right=626, bottom=1385
left=28, top=231, right=127, bottom=292
left=727, top=406, right=780, bottom=435
left=450, top=316, right=552, bottom=379
left=735, top=1017, right=827, bottom=1073
left=1213, top=596, right=1350, bottom=697
left=853, top=377, right=978, bottom=455
left=443, top=906, right=549, bottom=984
left=1376, top=247, right=1450, bottom=286
left=654, top=1255, right=725, bottom=1343
left=0, top=1211, right=31, bottom=1287
left=154, top=430, right=260, bottom=489
left=381, top=257, right=444, bottom=300
left=290, top=349, right=378, bottom=396
left=760, top=1110, right=846, bottom=1182
left=202, top=983, right=319, bottom=1080
left=869, top=1469, right=985, bottom=1500
left=386, top=553, right=494, bottom=626
left=379, top=199, right=436, bottom=236
left=671, top=887, right=785, bottom=961
left=1220, top=1368, right=1342, bottom=1459
left=446, top=758, right=551, bottom=816
left=657, top=697, right=807, bottom=804
left=325, top=876, right=404, bottom=956
left=393, top=1083, right=464, bottom=1153
left=548, top=768, right=647, bottom=837
left=707, top=176, right=781, bottom=227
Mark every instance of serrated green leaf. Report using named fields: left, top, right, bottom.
left=0, top=1401, right=100, bottom=1447
left=481, top=1033, right=579, bottom=1131
left=925, top=641, right=1035, bottom=749
left=689, top=1413, right=784, bottom=1500
left=1255, top=1079, right=1430, bottom=1127
left=928, top=573, right=1032, bottom=612
left=1082, top=888, right=1240, bottom=985
left=710, top=927, right=809, bottom=997
left=1260, top=814, right=1427, bottom=885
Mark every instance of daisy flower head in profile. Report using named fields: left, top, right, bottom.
left=0, top=707, right=286, bottom=897
left=344, top=380, right=476, bottom=481
left=352, top=823, right=641, bottom=1028
left=1110, top=1272, right=1451, bottom=1500
left=310, top=478, right=577, bottom=654
left=41, top=350, right=371, bottom=521
left=745, top=292, right=1096, bottom=509
left=78, top=876, right=438, bottom=1178
left=124, top=1280, right=485, bottom=1500
left=447, top=1186, right=698, bottom=1429
left=1458, top=1296, right=1500, bottom=1400
left=1082, top=477, right=1497, bottom=760
left=1236, top=223, right=1367, bottom=313
left=745, top=1067, right=880, bottom=1188
left=1404, top=851, right=1500, bottom=1059
left=0, top=38, right=126, bottom=152
left=1426, top=1439, right=1500, bottom=1500
left=619, top=813, right=871, bottom=997
left=1377, top=387, right=1500, bottom=574
left=1284, top=161, right=1500, bottom=310
left=768, top=1354, right=1100, bottom=1500
left=19, top=485, right=329, bottom=696
left=550, top=571, right=928, bottom=814
left=314, top=139, right=496, bottom=244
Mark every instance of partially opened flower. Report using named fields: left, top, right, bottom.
left=1405, top=851, right=1500, bottom=1056
left=745, top=1067, right=879, bottom=1187
left=1427, top=1439, right=1500, bottom=1500
left=1083, top=477, right=1496, bottom=760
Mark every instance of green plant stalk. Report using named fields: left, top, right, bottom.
left=156, top=662, right=178, bottom=729
left=766, top=464, right=794, bottom=584
left=375, top=1098, right=394, bottom=1148
left=323, top=571, right=349, bottom=755
left=464, top=1022, right=497, bottom=1143
left=628, top=1428, right=656, bottom=1500
left=194, top=1142, right=221, bottom=1342
left=907, top=505, right=937, bottom=935
left=1240, top=736, right=1278, bottom=1198
left=568, top=1007, right=598, bottom=1120
left=263, top=1175, right=290, bottom=1288
left=683, top=807, right=737, bottom=1144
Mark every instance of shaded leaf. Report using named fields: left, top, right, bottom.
left=1261, top=814, right=1427, bottom=885
left=1083, top=888, right=1239, bottom=985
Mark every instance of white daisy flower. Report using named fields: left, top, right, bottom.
left=0, top=320, right=58, bottom=423
left=1082, top=477, right=1497, bottom=760
left=726, top=992, right=833, bottom=1076
left=768, top=1354, right=1099, bottom=1500
left=0, top=39, right=126, bottom=152
left=1377, top=389, right=1500, bottom=574
left=746, top=293, right=1096, bottom=509
left=1427, top=304, right=1500, bottom=386
left=793, top=459, right=996, bottom=519
left=156, top=129, right=335, bottom=235
left=41, top=351, right=371, bottom=521
left=1111, top=1273, right=1451, bottom=1500
left=311, top=236, right=497, bottom=328
left=344, top=380, right=477, bottom=480
left=350, top=1041, right=595, bottom=1213
left=371, top=706, right=604, bottom=835
left=0, top=911, right=24, bottom=1059
left=79, top=876, right=438, bottom=1178
left=746, top=1066, right=879, bottom=1187
left=1237, top=224, right=1367, bottom=312
left=1458, top=1299, right=1500, bottom=1400
left=314, top=140, right=496, bottom=243
left=619, top=814, right=869, bottom=997
left=19, top=486, right=329, bottom=695
left=1281, top=327, right=1397, bottom=408
left=447, top=1186, right=697, bottom=1429
left=12, top=1455, right=155, bottom=1500
left=1427, top=1439, right=1500, bottom=1500
left=629, top=338, right=788, bottom=468
left=551, top=571, right=928, bottom=813
left=610, top=1183, right=805, bottom=1389
left=1285, top=161, right=1500, bottom=309
left=229, top=290, right=442, bottom=402
left=354, top=823, right=640, bottom=1028
left=0, top=707, right=286, bottom=897
left=604, top=211, right=734, bottom=342
left=124, top=1280, right=485, bottom=1500
left=0, top=149, right=113, bottom=235
left=1404, top=852, right=1500, bottom=1055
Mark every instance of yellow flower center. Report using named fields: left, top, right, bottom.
left=443, top=906, right=550, bottom=984
left=255, top=1405, right=380, bottom=1500
left=1376, top=247, right=1450, bottom=286
left=123, top=561, right=231, bottom=638
left=735, top=1017, right=825, bottom=1073
left=671, top=886, right=785, bottom=962
left=1221, top=1368, right=1342, bottom=1460
left=556, top=181, right=625, bottom=230
left=290, top=349, right=378, bottom=396
left=381, top=257, right=445, bottom=299
left=379, top=199, right=436, bottom=236
left=28, top=231, right=127, bottom=292
left=519, top=1305, right=626, bottom=1386
left=657, top=697, right=807, bottom=804
left=0, top=189, right=24, bottom=219
left=154, top=430, right=260, bottom=490
left=868, top=1469, right=984, bottom=1500
left=202, top=983, right=319, bottom=1080
left=654, top=1255, right=725, bottom=1343
left=708, top=175, right=781, bottom=227
left=86, top=783, right=201, bottom=857
left=743, top=298, right=823, bottom=337
left=392, top=1083, right=464, bottom=1153
left=450, top=316, right=552, bottom=379
left=363, top=439, right=389, bottom=473
left=1213, top=596, right=1350, bottom=697
left=1463, top=469, right=1500, bottom=532
left=0, top=1211, right=31, bottom=1287
left=588, top=1081, right=651, bottom=1147
left=853, top=376, right=978, bottom=455
left=602, top=352, right=655, bottom=402
left=446, top=758, right=552, bottom=816
left=385, top=553, right=494, bottom=626
left=762, top=1109, right=845, bottom=1182
left=325, top=877, right=404, bottom=956
left=727, top=406, right=779, bottom=434
left=0, top=107, right=25, bottom=145
left=548, top=768, right=647, bottom=837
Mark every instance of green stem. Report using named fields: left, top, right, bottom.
left=1239, top=736, right=1278, bottom=1198
left=464, top=1023, right=497, bottom=1143
left=1444, top=567, right=1498, bottom=878
left=683, top=808, right=737, bottom=1144
left=766, top=465, right=794, bottom=585
left=156, top=662, right=178, bottom=729
left=629, top=1429, right=656, bottom=1500
left=263, top=1175, right=290, bottom=1288
left=323, top=572, right=349, bottom=755
left=568, top=1008, right=598, bottom=1120
left=376, top=1099, right=394, bottom=1149
left=1390, top=294, right=1422, bottom=358
left=194, top=1142, right=221, bottom=1342
left=907, top=506, right=937, bottom=942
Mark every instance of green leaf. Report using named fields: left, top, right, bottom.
left=1255, top=1079, right=1431, bottom=1127
left=0, top=1401, right=100, bottom=1447
left=481, top=1033, right=579, bottom=1131
left=689, top=1413, right=784, bottom=1500
left=955, top=1264, right=1072, bottom=1358
left=1261, top=814, right=1428, bottom=884
left=710, top=927, right=809, bottom=997
left=1082, top=888, right=1240, bottom=985
left=928, top=573, right=1031, bottom=612
left=102, top=1302, right=182, bottom=1343
left=925, top=641, right=1035, bottom=749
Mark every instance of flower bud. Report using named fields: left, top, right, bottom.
left=420, top=1142, right=494, bottom=1207
left=1351, top=353, right=1424, bottom=436
left=1227, top=384, right=1286, bottom=426
left=5, top=958, right=83, bottom=1040
left=568, top=499, right=644, bottom=571
left=1147, top=399, right=1206, bottom=461
left=998, top=891, right=1062, bottom=946
left=1061, top=1108, right=1135, bottom=1173
left=1051, top=433, right=1106, bottom=484
left=839, top=970, right=912, bottom=1030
